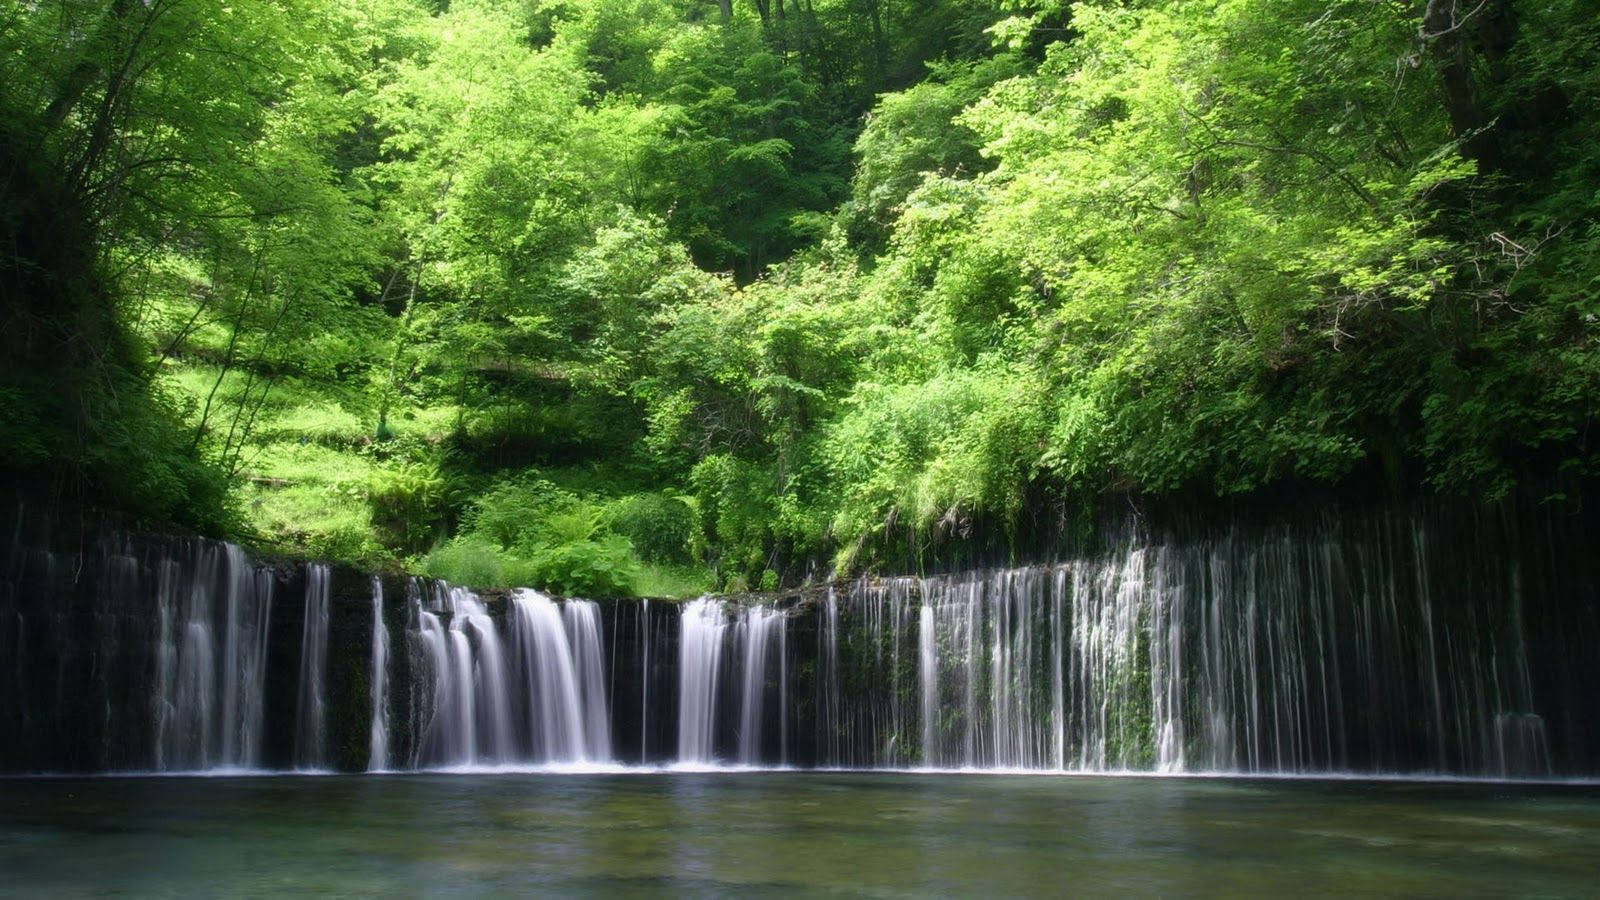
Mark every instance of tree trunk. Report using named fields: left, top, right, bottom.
left=36, top=0, right=136, bottom=141
left=866, top=0, right=888, bottom=86
left=1419, top=0, right=1516, bottom=171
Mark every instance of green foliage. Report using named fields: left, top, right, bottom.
left=824, top=363, right=1049, bottom=551
left=0, top=0, right=383, bottom=532
left=11, top=0, right=1599, bottom=592
left=644, top=22, right=849, bottom=277
left=431, top=474, right=704, bottom=594
left=848, top=54, right=1025, bottom=248
left=521, top=535, right=640, bottom=597
left=368, top=459, right=448, bottom=553
left=422, top=538, right=523, bottom=590
left=423, top=531, right=640, bottom=597
left=604, top=493, right=701, bottom=564
left=464, top=477, right=585, bottom=550
left=631, top=562, right=715, bottom=598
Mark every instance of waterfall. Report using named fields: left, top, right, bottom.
left=817, top=589, right=842, bottom=766
left=736, top=606, right=784, bottom=764
left=919, top=604, right=936, bottom=767
left=813, top=578, right=919, bottom=767
left=148, top=540, right=273, bottom=771
left=218, top=545, right=273, bottom=768
left=294, top=563, right=330, bottom=769
left=412, top=586, right=515, bottom=767
left=796, top=512, right=1577, bottom=775
left=368, top=577, right=390, bottom=771
left=412, top=600, right=454, bottom=764
left=452, top=589, right=515, bottom=762
left=666, top=601, right=792, bottom=766
left=639, top=600, right=650, bottom=762
left=677, top=597, right=727, bottom=764
left=778, top=612, right=789, bottom=766
left=563, top=599, right=613, bottom=761
left=509, top=590, right=592, bottom=763
left=161, top=557, right=215, bottom=769
left=1495, top=713, right=1552, bottom=778
left=447, top=626, right=477, bottom=763
left=5, top=492, right=1600, bottom=776
left=404, top=586, right=614, bottom=768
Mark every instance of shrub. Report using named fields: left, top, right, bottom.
left=423, top=532, right=639, bottom=596
left=368, top=459, right=446, bottom=553
left=422, top=538, right=507, bottom=588
left=304, top=521, right=385, bottom=566
left=464, top=476, right=580, bottom=549
left=524, top=535, right=639, bottom=597
left=632, top=563, right=715, bottom=598
left=604, top=492, right=698, bottom=563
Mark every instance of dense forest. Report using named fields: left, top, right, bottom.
left=2, top=0, right=1596, bottom=596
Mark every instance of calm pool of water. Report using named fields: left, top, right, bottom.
left=2, top=773, right=1597, bottom=895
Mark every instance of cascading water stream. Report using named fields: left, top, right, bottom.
left=563, top=599, right=613, bottom=761
left=411, top=597, right=454, bottom=765
left=804, top=516, right=1573, bottom=775
left=509, top=590, right=597, bottom=763
left=4, top=494, right=1596, bottom=776
left=778, top=613, right=789, bottom=766
left=147, top=541, right=274, bottom=772
left=919, top=604, right=936, bottom=768
left=368, top=576, right=390, bottom=771
left=219, top=545, right=273, bottom=769
left=451, top=589, right=515, bottom=763
left=414, top=586, right=499, bottom=766
left=160, top=560, right=215, bottom=769
left=638, top=600, right=650, bottom=763
left=736, top=606, right=783, bottom=765
left=404, top=586, right=614, bottom=768
left=294, top=563, right=330, bottom=769
left=818, top=590, right=842, bottom=766
left=677, top=597, right=727, bottom=764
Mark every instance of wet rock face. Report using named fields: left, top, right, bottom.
left=4, top=489, right=1600, bottom=776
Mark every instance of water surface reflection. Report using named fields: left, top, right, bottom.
left=1, top=773, right=1597, bottom=895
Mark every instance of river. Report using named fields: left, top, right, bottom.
left=3, top=772, right=1598, bottom=895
